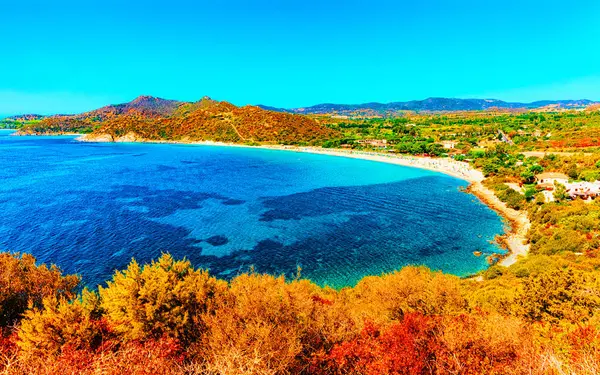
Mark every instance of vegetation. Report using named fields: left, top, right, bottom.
left=0, top=252, right=599, bottom=374
left=0, top=120, right=16, bottom=129
left=318, top=108, right=600, bottom=155
left=1, top=115, right=47, bottom=129
left=0, top=118, right=42, bottom=130
left=18, top=96, right=339, bottom=144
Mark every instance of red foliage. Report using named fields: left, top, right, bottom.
left=324, top=314, right=439, bottom=375
left=567, top=325, right=600, bottom=364
left=317, top=313, right=527, bottom=375
left=311, top=295, right=333, bottom=305
left=434, top=314, right=521, bottom=375
left=0, top=329, right=18, bottom=358
left=575, top=137, right=599, bottom=148
left=45, top=336, right=185, bottom=375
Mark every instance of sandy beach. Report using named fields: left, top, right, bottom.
left=78, top=134, right=530, bottom=266
left=272, top=146, right=484, bottom=182
left=78, top=135, right=481, bottom=180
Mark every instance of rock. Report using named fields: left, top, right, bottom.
left=77, top=133, right=114, bottom=142
left=486, top=254, right=501, bottom=265
left=473, top=251, right=483, bottom=257
left=116, top=132, right=139, bottom=143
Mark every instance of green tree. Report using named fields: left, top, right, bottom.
left=524, top=186, right=537, bottom=200
left=483, top=162, right=499, bottom=177
left=553, top=182, right=568, bottom=202
left=529, top=164, right=543, bottom=174
left=566, top=164, right=579, bottom=180
left=521, top=170, right=535, bottom=184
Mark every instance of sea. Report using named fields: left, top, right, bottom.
left=0, top=130, right=506, bottom=288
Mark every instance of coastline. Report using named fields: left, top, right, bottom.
left=77, top=134, right=530, bottom=266
left=77, top=134, right=482, bottom=181
left=467, top=182, right=530, bottom=266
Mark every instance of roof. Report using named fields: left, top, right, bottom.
left=536, top=172, right=569, bottom=180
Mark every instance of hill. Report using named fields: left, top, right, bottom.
left=89, top=95, right=182, bottom=119
left=19, top=96, right=339, bottom=144
left=1, top=114, right=47, bottom=129
left=3, top=114, right=47, bottom=121
left=259, top=97, right=598, bottom=115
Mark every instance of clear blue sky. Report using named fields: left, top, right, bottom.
left=1, top=0, right=600, bottom=115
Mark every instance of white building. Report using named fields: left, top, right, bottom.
left=535, top=172, right=569, bottom=187
left=565, top=181, right=600, bottom=200
left=440, top=141, right=458, bottom=149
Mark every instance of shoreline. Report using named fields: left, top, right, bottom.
left=77, top=134, right=483, bottom=182
left=467, top=183, right=530, bottom=266
left=76, top=134, right=530, bottom=266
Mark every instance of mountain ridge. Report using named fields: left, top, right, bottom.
left=6, top=96, right=598, bottom=120
left=257, top=97, right=598, bottom=114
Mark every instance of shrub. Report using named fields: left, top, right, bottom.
left=17, top=290, right=106, bottom=358
left=7, top=336, right=184, bottom=375
left=0, top=253, right=79, bottom=327
left=497, top=187, right=526, bottom=210
left=435, top=313, right=525, bottom=375
left=342, top=267, right=467, bottom=324
left=323, top=314, right=439, bottom=375
left=99, top=253, right=226, bottom=342
left=198, top=274, right=324, bottom=375
left=517, top=269, right=600, bottom=324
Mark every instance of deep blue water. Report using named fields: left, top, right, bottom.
left=0, top=130, right=506, bottom=288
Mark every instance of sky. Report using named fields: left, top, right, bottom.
left=1, top=0, right=600, bottom=115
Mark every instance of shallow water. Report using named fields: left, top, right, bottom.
left=0, top=130, right=505, bottom=288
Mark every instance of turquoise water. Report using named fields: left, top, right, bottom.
left=0, top=130, right=505, bottom=288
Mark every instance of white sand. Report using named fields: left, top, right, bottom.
left=189, top=142, right=485, bottom=183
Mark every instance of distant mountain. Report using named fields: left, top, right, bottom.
left=254, top=104, right=286, bottom=113
left=89, top=95, right=183, bottom=119
left=258, top=98, right=599, bottom=114
left=4, top=114, right=47, bottom=121
left=19, top=96, right=338, bottom=144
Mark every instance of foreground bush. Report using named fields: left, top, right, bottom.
left=99, top=254, right=227, bottom=343
left=17, top=290, right=106, bottom=358
left=0, top=252, right=79, bottom=327
left=3, top=336, right=184, bottom=375
left=1, top=252, right=600, bottom=374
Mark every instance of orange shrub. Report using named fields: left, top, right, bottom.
left=0, top=253, right=79, bottom=327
